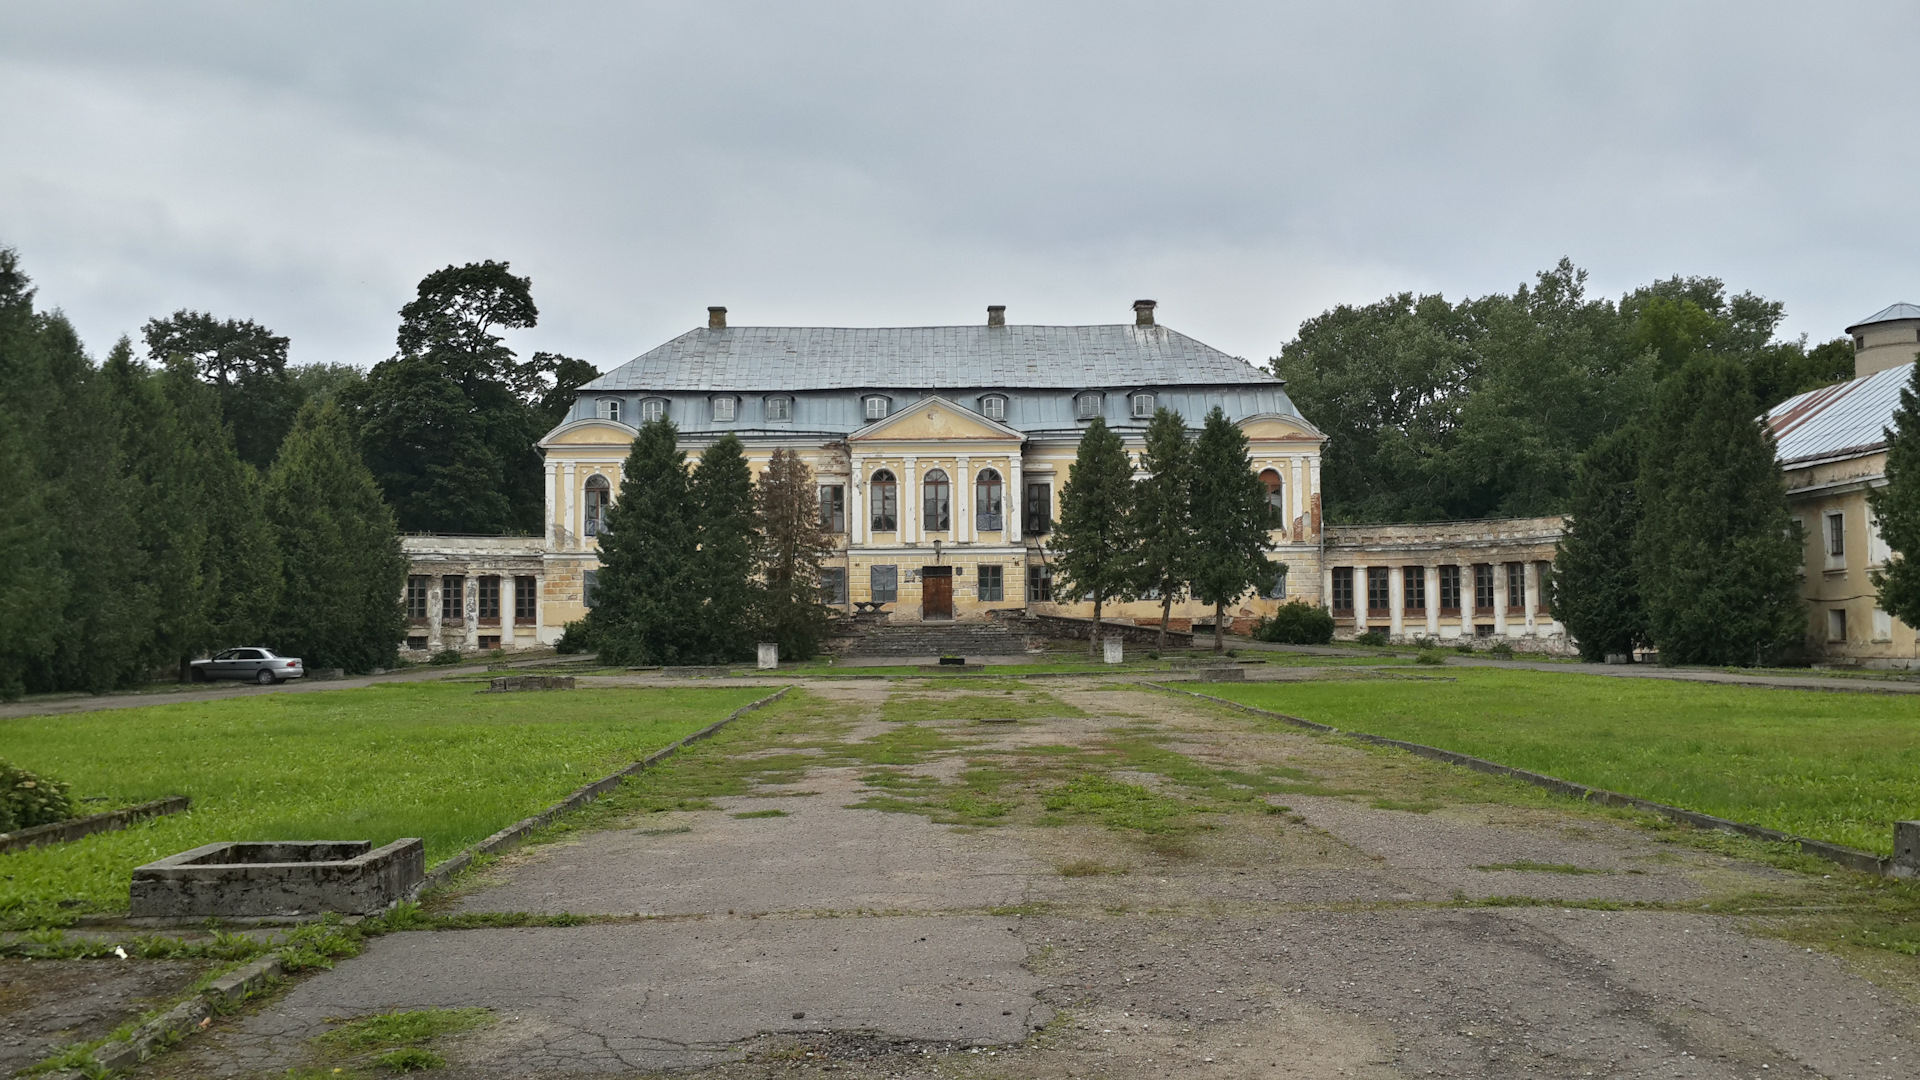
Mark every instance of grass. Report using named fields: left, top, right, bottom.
left=320, top=1008, right=492, bottom=1050
left=1197, top=667, right=1920, bottom=855
left=880, top=691, right=1086, bottom=723
left=0, top=682, right=769, bottom=926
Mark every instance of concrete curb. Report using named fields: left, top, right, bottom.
left=1147, top=681, right=1902, bottom=878
left=46, top=954, right=283, bottom=1079
left=0, top=796, right=190, bottom=854
left=415, top=685, right=794, bottom=894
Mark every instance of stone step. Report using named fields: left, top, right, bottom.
left=835, top=621, right=1035, bottom=657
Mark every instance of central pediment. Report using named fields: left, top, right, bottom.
left=848, top=396, right=1024, bottom=444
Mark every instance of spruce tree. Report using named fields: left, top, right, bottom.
left=1634, top=358, right=1802, bottom=665
left=1189, top=407, right=1280, bottom=652
left=0, top=249, right=70, bottom=699
left=1552, top=427, right=1647, bottom=661
left=690, top=435, right=758, bottom=662
left=266, top=402, right=407, bottom=673
left=586, top=419, right=700, bottom=664
left=1868, top=360, right=1920, bottom=625
left=754, top=447, right=832, bottom=661
left=1133, top=407, right=1195, bottom=653
left=1049, top=416, right=1136, bottom=655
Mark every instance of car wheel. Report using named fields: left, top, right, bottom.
left=255, top=669, right=277, bottom=685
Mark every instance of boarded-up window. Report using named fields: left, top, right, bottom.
left=870, top=564, right=898, bottom=603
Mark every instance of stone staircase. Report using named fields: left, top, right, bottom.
left=834, top=620, right=1036, bottom=657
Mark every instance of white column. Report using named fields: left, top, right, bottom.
left=465, top=574, right=480, bottom=648
left=1493, top=564, right=1509, bottom=637
left=1290, top=456, right=1304, bottom=536
left=561, top=462, right=576, bottom=550
left=1388, top=564, right=1404, bottom=638
left=850, top=456, right=864, bottom=546
left=533, top=573, right=546, bottom=642
left=957, top=456, right=971, bottom=542
left=428, top=578, right=443, bottom=644
left=544, top=462, right=558, bottom=546
left=1524, top=561, right=1540, bottom=633
left=1352, top=562, right=1368, bottom=631
left=1425, top=566, right=1441, bottom=638
left=1009, top=458, right=1023, bottom=539
left=1308, top=458, right=1322, bottom=536
left=1322, top=564, right=1334, bottom=611
left=903, top=456, right=918, bottom=544
left=502, top=575, right=516, bottom=644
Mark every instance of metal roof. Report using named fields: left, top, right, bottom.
left=582, top=323, right=1282, bottom=392
left=1846, top=302, right=1920, bottom=332
left=1766, top=360, right=1914, bottom=467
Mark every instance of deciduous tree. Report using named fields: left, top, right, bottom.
left=142, top=310, right=295, bottom=471
left=1049, top=417, right=1136, bottom=655
left=754, top=447, right=833, bottom=661
left=1189, top=407, right=1279, bottom=652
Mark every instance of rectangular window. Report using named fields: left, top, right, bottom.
left=641, top=398, right=665, bottom=423
left=1473, top=564, right=1495, bottom=612
left=1402, top=567, right=1425, bottom=612
left=598, top=399, right=620, bottom=422
left=870, top=564, right=898, bottom=604
left=1076, top=394, right=1102, bottom=419
left=406, top=635, right=428, bottom=651
left=1131, top=393, right=1155, bottom=419
left=583, top=570, right=599, bottom=608
left=866, top=396, right=889, bottom=420
left=982, top=396, right=1006, bottom=421
left=477, top=575, right=501, bottom=623
left=1331, top=567, right=1354, bottom=612
left=1026, top=564, right=1052, bottom=602
left=1506, top=562, right=1526, bottom=613
left=820, top=567, right=848, bottom=606
left=441, top=575, right=464, bottom=621
left=1366, top=567, right=1390, bottom=612
left=712, top=397, right=736, bottom=422
left=1534, top=562, right=1552, bottom=615
left=819, top=484, right=845, bottom=532
left=766, top=395, right=791, bottom=421
left=514, top=576, right=537, bottom=623
left=478, top=635, right=500, bottom=650
left=406, top=576, right=430, bottom=621
left=1268, top=565, right=1288, bottom=599
left=1439, top=565, right=1462, bottom=613
left=1023, top=482, right=1052, bottom=535
left=1827, top=512, right=1845, bottom=557
left=978, top=564, right=1004, bottom=602
left=1828, top=608, right=1847, bottom=642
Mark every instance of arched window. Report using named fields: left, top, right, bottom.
left=922, top=468, right=951, bottom=532
left=1075, top=391, right=1104, bottom=420
left=980, top=394, right=1008, bottom=421
left=1130, top=391, right=1155, bottom=419
left=584, top=475, right=611, bottom=537
left=1259, top=468, right=1285, bottom=520
left=870, top=469, right=898, bottom=532
left=640, top=398, right=667, bottom=423
left=975, top=468, right=1004, bottom=531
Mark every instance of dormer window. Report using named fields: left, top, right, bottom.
left=765, top=395, right=793, bottom=422
left=1130, top=391, right=1156, bottom=419
left=1074, top=392, right=1104, bottom=420
left=980, top=394, right=1007, bottom=422
left=712, top=396, right=737, bottom=422
left=865, top=395, right=891, bottom=421
left=639, top=398, right=667, bottom=423
left=597, top=398, right=622, bottom=423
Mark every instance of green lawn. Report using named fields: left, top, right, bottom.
left=0, top=682, right=768, bottom=926
left=1198, top=669, right=1920, bottom=856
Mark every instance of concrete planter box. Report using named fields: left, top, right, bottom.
left=488, top=675, right=575, bottom=692
left=130, top=839, right=425, bottom=918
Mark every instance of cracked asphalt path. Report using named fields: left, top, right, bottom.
left=149, top=677, right=1920, bottom=1079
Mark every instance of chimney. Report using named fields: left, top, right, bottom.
left=987, top=305, right=1006, bottom=327
left=1133, top=299, right=1157, bottom=326
left=708, top=306, right=727, bottom=329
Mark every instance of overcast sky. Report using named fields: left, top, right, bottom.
left=3, top=2, right=1916, bottom=372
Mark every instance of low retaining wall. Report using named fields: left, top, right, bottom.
left=488, top=675, right=575, bottom=692
left=1012, top=614, right=1195, bottom=648
left=416, top=686, right=793, bottom=893
left=0, top=796, right=190, bottom=854
left=1152, top=682, right=1917, bottom=879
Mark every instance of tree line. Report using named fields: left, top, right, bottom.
left=568, top=425, right=833, bottom=664
left=1049, top=407, right=1280, bottom=653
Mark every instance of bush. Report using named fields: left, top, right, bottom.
left=1251, top=601, right=1335, bottom=645
left=555, top=620, right=592, bottom=654
left=1489, top=641, right=1515, bottom=659
left=1415, top=647, right=1446, bottom=665
left=428, top=649, right=462, bottom=666
left=1354, top=629, right=1389, bottom=647
left=1, top=759, right=74, bottom=832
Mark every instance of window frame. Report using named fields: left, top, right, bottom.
left=583, top=570, right=598, bottom=609
left=1267, top=564, right=1288, bottom=599
left=597, top=398, right=622, bottom=423
left=1438, top=565, right=1462, bottom=614
left=711, top=395, right=737, bottom=423
left=583, top=474, right=611, bottom=538
left=1331, top=567, right=1354, bottom=613
left=819, top=567, right=848, bottom=606
left=406, top=575, right=430, bottom=622
left=869, top=469, right=898, bottom=532
left=477, top=575, right=501, bottom=624
left=1402, top=566, right=1425, bottom=612
left=1074, top=391, right=1104, bottom=420
left=1505, top=562, right=1527, bottom=613
left=765, top=394, right=793, bottom=422
left=1365, top=567, right=1390, bottom=614
left=1026, top=563, right=1052, bottom=602
left=1258, top=468, right=1285, bottom=520
left=864, top=395, right=891, bottom=421
left=1130, top=391, right=1156, bottom=419
left=1826, top=511, right=1846, bottom=559
left=1023, top=481, right=1052, bottom=535
left=870, top=564, right=899, bottom=604
left=441, top=575, right=464, bottom=622
left=974, top=468, right=1004, bottom=531
left=514, top=575, right=537, bottom=624
left=980, top=394, right=1008, bottom=422
left=1473, top=564, right=1496, bottom=613
left=639, top=397, right=667, bottom=423
left=819, top=484, right=846, bottom=533
left=922, top=468, right=951, bottom=532
left=978, top=564, right=1005, bottom=602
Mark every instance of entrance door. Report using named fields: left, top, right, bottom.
left=921, top=566, right=953, bottom=620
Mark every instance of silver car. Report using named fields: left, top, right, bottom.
left=191, top=647, right=306, bottom=685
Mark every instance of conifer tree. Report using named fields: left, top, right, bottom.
left=1633, top=358, right=1802, bottom=665
left=754, top=447, right=832, bottom=662
left=1133, top=407, right=1195, bottom=653
left=690, top=435, right=758, bottom=662
left=0, top=252, right=66, bottom=699
left=1049, top=416, right=1136, bottom=655
left=586, top=419, right=700, bottom=664
left=265, top=402, right=407, bottom=673
left=1552, top=427, right=1647, bottom=661
left=1868, top=361, right=1920, bottom=625
left=1189, top=407, right=1279, bottom=652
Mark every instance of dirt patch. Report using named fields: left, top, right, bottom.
left=0, top=957, right=211, bottom=1075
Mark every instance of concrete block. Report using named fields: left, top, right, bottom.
left=757, top=642, right=779, bottom=670
left=1895, top=821, right=1920, bottom=878
left=1103, top=637, right=1124, bottom=664
left=488, top=675, right=575, bottom=692
left=1196, top=667, right=1246, bottom=682
left=130, top=838, right=425, bottom=918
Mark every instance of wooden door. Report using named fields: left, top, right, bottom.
left=922, top=567, right=953, bottom=620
